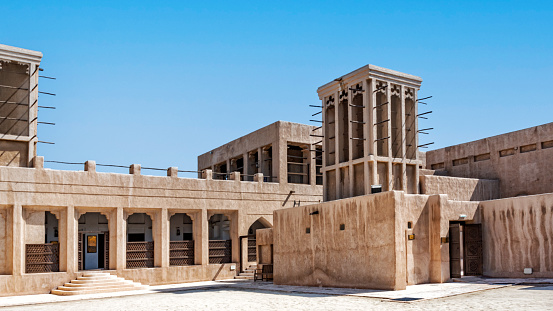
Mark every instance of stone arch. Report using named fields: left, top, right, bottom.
left=169, top=212, right=193, bottom=241
left=248, top=217, right=272, bottom=235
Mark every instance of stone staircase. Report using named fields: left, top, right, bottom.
left=235, top=265, right=257, bottom=280
left=52, top=271, right=148, bottom=295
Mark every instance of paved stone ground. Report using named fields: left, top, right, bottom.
left=1, top=285, right=552, bottom=310
left=0, top=278, right=552, bottom=310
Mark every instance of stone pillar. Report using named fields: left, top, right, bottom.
left=196, top=210, right=209, bottom=265
left=243, top=153, right=249, bottom=181
left=8, top=204, right=24, bottom=275
left=85, top=160, right=96, bottom=172
left=61, top=207, right=77, bottom=273
left=115, top=207, right=126, bottom=270
left=254, top=173, right=264, bottom=182
left=414, top=88, right=420, bottom=194
left=230, top=171, right=240, bottom=181
left=386, top=83, right=393, bottom=191
left=334, top=91, right=340, bottom=198
left=230, top=211, right=240, bottom=264
left=154, top=209, right=169, bottom=268
left=202, top=169, right=213, bottom=180
left=33, top=156, right=44, bottom=169
left=167, top=167, right=178, bottom=178
left=257, top=148, right=263, bottom=174
left=369, top=80, right=378, bottom=189
left=130, top=164, right=141, bottom=175
left=400, top=85, right=407, bottom=191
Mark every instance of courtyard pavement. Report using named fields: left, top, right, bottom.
left=0, top=277, right=551, bottom=308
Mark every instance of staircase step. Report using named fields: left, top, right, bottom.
left=72, top=278, right=124, bottom=284
left=235, top=275, right=254, bottom=279
left=63, top=280, right=134, bottom=288
left=57, top=283, right=134, bottom=291
left=52, top=285, right=147, bottom=296
left=52, top=273, right=148, bottom=296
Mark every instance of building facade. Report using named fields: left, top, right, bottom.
left=0, top=44, right=323, bottom=296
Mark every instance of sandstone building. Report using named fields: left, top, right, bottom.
left=269, top=65, right=553, bottom=290
left=0, top=43, right=551, bottom=296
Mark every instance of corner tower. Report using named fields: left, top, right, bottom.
left=0, top=44, right=43, bottom=167
left=316, top=65, right=423, bottom=201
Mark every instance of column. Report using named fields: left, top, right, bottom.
left=413, top=88, right=420, bottom=194
left=195, top=209, right=208, bottom=265
left=115, top=207, right=126, bottom=270
left=63, top=206, right=77, bottom=273
left=400, top=85, right=407, bottom=191
left=334, top=91, right=340, bottom=198
left=229, top=211, right=240, bottom=264
left=369, top=79, right=378, bottom=188
left=9, top=204, right=24, bottom=275
left=257, top=148, right=263, bottom=174
left=155, top=208, right=169, bottom=268
left=386, top=83, right=393, bottom=191
left=305, top=148, right=315, bottom=185
left=347, top=86, right=354, bottom=198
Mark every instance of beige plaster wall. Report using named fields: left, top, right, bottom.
left=273, top=192, right=400, bottom=290
left=24, top=210, right=45, bottom=244
left=273, top=191, right=483, bottom=290
left=420, top=175, right=500, bottom=201
left=256, top=228, right=273, bottom=265
left=481, top=193, right=553, bottom=278
left=119, top=264, right=236, bottom=286
left=426, top=122, right=553, bottom=198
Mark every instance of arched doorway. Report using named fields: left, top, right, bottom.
left=247, top=218, right=271, bottom=263
left=78, top=212, right=109, bottom=270
left=169, top=213, right=194, bottom=266
left=25, top=210, right=60, bottom=273
left=208, top=214, right=231, bottom=264
left=126, top=213, right=154, bottom=268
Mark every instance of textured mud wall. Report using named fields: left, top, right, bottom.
left=273, top=192, right=401, bottom=290
left=421, top=175, right=500, bottom=201
left=481, top=193, right=553, bottom=277
left=426, top=122, right=553, bottom=198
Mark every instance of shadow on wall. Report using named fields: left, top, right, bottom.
left=470, top=180, right=501, bottom=201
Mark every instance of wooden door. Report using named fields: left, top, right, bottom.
left=449, top=223, right=462, bottom=278
left=464, top=224, right=483, bottom=276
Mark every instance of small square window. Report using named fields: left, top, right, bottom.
left=340, top=224, right=345, bottom=230
left=408, top=221, right=413, bottom=229
left=306, top=227, right=310, bottom=234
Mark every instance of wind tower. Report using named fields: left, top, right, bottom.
left=0, top=44, right=43, bottom=167
left=316, top=65, right=423, bottom=201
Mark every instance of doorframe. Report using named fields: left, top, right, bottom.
left=78, top=230, right=109, bottom=271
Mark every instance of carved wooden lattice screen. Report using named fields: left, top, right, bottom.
left=169, top=240, right=194, bottom=266
left=247, top=238, right=256, bottom=262
left=104, top=233, right=109, bottom=269
left=78, top=233, right=83, bottom=271
left=126, top=241, right=154, bottom=268
left=208, top=240, right=232, bottom=264
left=25, top=243, right=59, bottom=273
left=464, top=224, right=483, bottom=276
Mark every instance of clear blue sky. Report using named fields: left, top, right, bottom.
left=2, top=1, right=552, bottom=175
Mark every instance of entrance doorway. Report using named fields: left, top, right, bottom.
left=78, top=212, right=109, bottom=270
left=81, top=233, right=108, bottom=270
left=449, top=222, right=482, bottom=278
